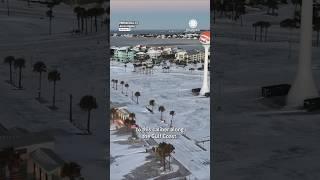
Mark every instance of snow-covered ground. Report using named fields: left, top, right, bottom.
left=0, top=1, right=107, bottom=179
left=110, top=57, right=210, bottom=179
left=213, top=3, right=320, bottom=180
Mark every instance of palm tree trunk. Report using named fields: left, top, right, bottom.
left=85, top=17, right=88, bottom=34
left=136, top=97, right=139, bottom=104
left=53, top=81, right=56, bottom=107
left=18, top=67, right=22, bottom=89
left=38, top=72, right=42, bottom=99
left=95, top=16, right=98, bottom=32
left=90, top=16, right=93, bottom=32
left=126, top=88, right=128, bottom=96
left=6, top=0, right=9, bottom=16
left=69, top=94, right=73, bottom=122
left=9, top=63, right=12, bottom=84
left=77, top=16, right=80, bottom=30
left=260, top=27, right=263, bottom=42
left=160, top=112, right=163, bottom=121
left=254, top=27, right=257, bottom=41
left=81, top=17, right=84, bottom=32
left=87, top=110, right=91, bottom=134
left=49, top=16, right=52, bottom=35
left=264, top=28, right=268, bottom=42
left=317, top=30, right=319, bottom=47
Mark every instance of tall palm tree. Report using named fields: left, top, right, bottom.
left=280, top=18, right=297, bottom=59
left=111, top=79, right=115, bottom=88
left=13, top=58, right=25, bottom=89
left=164, top=143, right=175, bottom=170
left=114, top=80, right=118, bottom=90
left=169, top=111, right=175, bottom=127
left=120, top=81, right=124, bottom=94
left=158, top=106, right=165, bottom=121
left=4, top=56, right=15, bottom=84
left=61, top=162, right=81, bottom=180
left=73, top=6, right=82, bottom=31
left=79, top=95, right=98, bottom=134
left=149, top=99, right=155, bottom=112
left=48, top=70, right=61, bottom=108
left=125, top=83, right=129, bottom=96
left=33, top=61, right=47, bottom=100
left=263, top=21, right=271, bottom=42
left=134, top=91, right=140, bottom=104
left=252, top=22, right=258, bottom=41
left=157, top=142, right=166, bottom=170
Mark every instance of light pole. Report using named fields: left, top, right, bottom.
left=199, top=31, right=210, bottom=95
left=287, top=0, right=318, bottom=107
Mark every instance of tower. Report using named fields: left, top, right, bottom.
left=199, top=31, right=210, bottom=95
left=287, top=0, right=318, bottom=107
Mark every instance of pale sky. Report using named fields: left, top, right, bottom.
left=111, top=0, right=210, bottom=30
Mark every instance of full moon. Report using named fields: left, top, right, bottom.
left=189, top=19, right=198, bottom=29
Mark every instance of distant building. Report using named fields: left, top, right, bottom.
left=113, top=46, right=135, bottom=62
left=147, top=49, right=162, bottom=60
left=175, top=50, right=188, bottom=62
left=187, top=50, right=205, bottom=63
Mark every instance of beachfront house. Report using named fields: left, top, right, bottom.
left=0, top=127, right=67, bottom=180
left=113, top=46, right=136, bottom=63
left=30, top=148, right=65, bottom=180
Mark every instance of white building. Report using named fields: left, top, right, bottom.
left=147, top=49, right=162, bottom=59
left=175, top=50, right=188, bottom=62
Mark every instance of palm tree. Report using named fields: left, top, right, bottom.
left=280, top=18, right=297, bottom=59
left=3, top=56, right=15, bottom=84
left=111, top=79, right=115, bottom=88
left=157, top=142, right=166, bottom=170
left=263, top=21, right=271, bottom=42
left=169, top=111, right=175, bottom=127
left=266, top=0, right=278, bottom=15
left=79, top=95, right=98, bottom=134
left=252, top=22, right=258, bottom=41
left=125, top=83, right=129, bottom=96
left=149, top=99, right=155, bottom=112
left=134, top=91, right=140, bottom=104
left=158, top=106, right=165, bottom=121
left=120, top=81, right=124, bottom=94
left=33, top=61, right=47, bottom=100
left=73, top=6, right=82, bottom=31
left=48, top=70, right=61, bottom=108
left=79, top=7, right=86, bottom=33
left=129, top=113, right=135, bottom=121
left=114, top=80, right=118, bottom=90
left=61, top=162, right=81, bottom=180
left=164, top=143, right=175, bottom=170
left=13, top=58, right=25, bottom=89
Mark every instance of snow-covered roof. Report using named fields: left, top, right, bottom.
left=30, top=148, right=65, bottom=173
left=0, top=132, right=54, bottom=149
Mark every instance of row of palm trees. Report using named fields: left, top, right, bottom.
left=252, top=21, right=271, bottom=42
left=3, top=56, right=98, bottom=134
left=73, top=6, right=105, bottom=34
